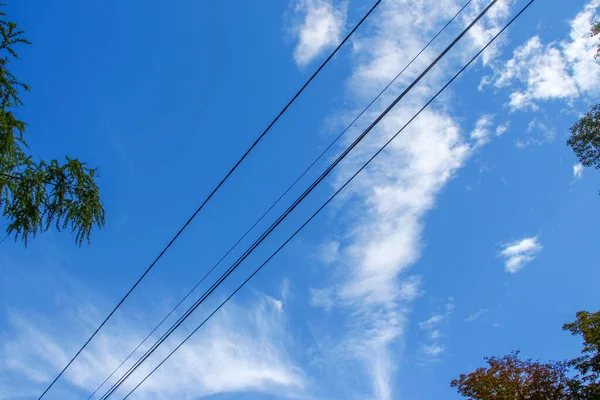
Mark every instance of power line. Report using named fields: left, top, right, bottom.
left=100, top=0, right=497, bottom=395
left=36, top=2, right=382, bottom=399
left=97, top=1, right=502, bottom=398
left=86, top=2, right=472, bottom=398
left=119, top=2, right=536, bottom=397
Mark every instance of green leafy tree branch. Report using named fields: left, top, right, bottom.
left=0, top=5, right=104, bottom=246
left=567, top=22, right=600, bottom=190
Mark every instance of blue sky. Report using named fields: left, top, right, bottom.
left=1, top=0, right=599, bottom=399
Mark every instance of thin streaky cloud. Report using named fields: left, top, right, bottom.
left=1, top=292, right=305, bottom=400
left=464, top=308, right=489, bottom=322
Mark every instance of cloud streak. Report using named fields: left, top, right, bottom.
left=0, top=292, right=304, bottom=400
left=417, top=299, right=455, bottom=363
left=464, top=308, right=489, bottom=322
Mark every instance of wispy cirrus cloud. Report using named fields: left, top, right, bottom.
left=0, top=291, right=305, bottom=400
left=289, top=0, right=347, bottom=66
left=515, top=118, right=556, bottom=148
left=464, top=308, right=489, bottom=322
left=498, top=236, right=543, bottom=273
left=417, top=299, right=455, bottom=363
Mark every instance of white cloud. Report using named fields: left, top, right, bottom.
left=281, top=278, right=292, bottom=303
left=349, top=0, right=512, bottom=97
left=304, top=0, right=517, bottom=396
left=498, top=236, right=543, bottom=273
left=319, top=240, right=340, bottom=264
left=309, top=287, right=335, bottom=310
left=421, top=344, right=445, bottom=357
left=462, top=0, right=515, bottom=65
left=515, top=119, right=555, bottom=148
left=487, top=0, right=600, bottom=110
left=290, top=0, right=346, bottom=66
left=496, top=121, right=510, bottom=136
left=464, top=308, right=488, bottom=322
left=419, top=314, right=446, bottom=330
left=416, top=299, right=454, bottom=362
left=471, top=114, right=495, bottom=147
left=0, top=294, right=304, bottom=400
left=397, top=276, right=422, bottom=301
left=573, top=163, right=584, bottom=179
left=514, top=137, right=545, bottom=148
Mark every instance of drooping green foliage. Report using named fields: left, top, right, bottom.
left=0, top=4, right=104, bottom=246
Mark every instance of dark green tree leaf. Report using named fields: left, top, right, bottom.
left=567, top=104, right=600, bottom=170
left=566, top=22, right=600, bottom=195
left=0, top=4, right=104, bottom=246
left=563, top=310, right=600, bottom=398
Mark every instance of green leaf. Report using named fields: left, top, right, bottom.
left=0, top=4, right=105, bottom=246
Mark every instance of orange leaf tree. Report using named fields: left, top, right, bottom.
left=451, top=351, right=571, bottom=399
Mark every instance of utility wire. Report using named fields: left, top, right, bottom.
left=86, top=2, right=472, bottom=398
left=98, top=1, right=501, bottom=398
left=120, top=2, right=536, bottom=398
left=36, top=2, right=383, bottom=398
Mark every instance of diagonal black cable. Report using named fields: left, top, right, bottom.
left=100, top=1, right=498, bottom=397
left=36, top=2, right=383, bottom=399
left=120, top=2, right=536, bottom=397
left=98, top=1, right=501, bottom=398
left=86, top=2, right=472, bottom=398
